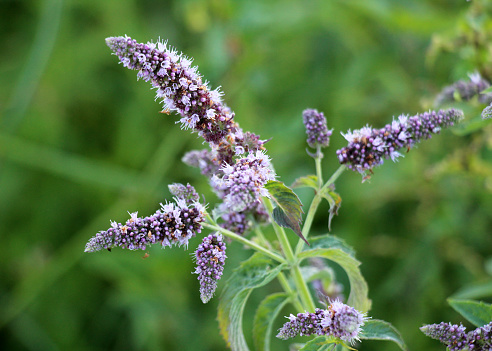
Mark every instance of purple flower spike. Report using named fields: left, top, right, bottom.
left=193, top=233, right=227, bottom=303
left=84, top=199, right=205, bottom=253
left=303, top=109, right=333, bottom=148
left=435, top=72, right=492, bottom=106
left=277, top=309, right=325, bottom=340
left=213, top=150, right=276, bottom=213
left=336, top=108, right=464, bottom=177
left=420, top=322, right=467, bottom=351
left=105, top=35, right=239, bottom=146
left=421, top=321, right=492, bottom=351
left=277, top=300, right=367, bottom=345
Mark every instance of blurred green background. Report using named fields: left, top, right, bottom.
left=1, top=0, right=492, bottom=350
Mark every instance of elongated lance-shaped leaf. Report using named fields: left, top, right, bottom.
left=360, top=319, right=408, bottom=350
left=265, top=180, right=307, bottom=244
left=253, top=293, right=290, bottom=351
left=218, top=253, right=286, bottom=351
left=448, top=298, right=492, bottom=327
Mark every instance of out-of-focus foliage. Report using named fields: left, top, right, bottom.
left=1, top=0, right=491, bottom=350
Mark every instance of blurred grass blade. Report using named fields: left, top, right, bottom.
left=2, top=0, right=63, bottom=133
left=0, top=132, right=167, bottom=195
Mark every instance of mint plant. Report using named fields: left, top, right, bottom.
left=84, top=33, right=490, bottom=350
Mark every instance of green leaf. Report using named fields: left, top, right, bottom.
left=300, top=265, right=335, bottom=285
left=360, top=319, right=408, bottom=351
left=480, top=86, right=492, bottom=94
left=307, top=235, right=355, bottom=257
left=299, top=336, right=333, bottom=351
left=218, top=253, right=286, bottom=351
left=265, top=180, right=307, bottom=244
left=299, top=235, right=371, bottom=312
left=299, top=336, right=354, bottom=351
left=291, top=175, right=318, bottom=190
left=253, top=293, right=290, bottom=351
left=447, top=299, right=492, bottom=327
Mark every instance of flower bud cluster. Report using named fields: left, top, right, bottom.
left=85, top=199, right=205, bottom=252
left=106, top=35, right=239, bottom=146
left=193, top=233, right=227, bottom=303
left=420, top=321, right=492, bottom=350
left=277, top=300, right=367, bottom=345
left=303, top=109, right=333, bottom=148
left=336, top=108, right=464, bottom=176
left=435, top=73, right=492, bottom=106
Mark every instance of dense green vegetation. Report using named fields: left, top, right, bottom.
left=1, top=0, right=491, bottom=350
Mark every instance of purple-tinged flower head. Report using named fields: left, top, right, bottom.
left=277, top=309, right=326, bottom=340
left=303, top=109, right=333, bottom=148
left=213, top=150, right=276, bottom=213
left=435, top=72, right=492, bottom=106
left=85, top=199, right=206, bottom=253
left=193, top=232, right=227, bottom=303
left=277, top=300, right=367, bottom=343
left=482, top=103, right=492, bottom=120
left=320, top=299, right=367, bottom=345
left=168, top=183, right=200, bottom=205
left=420, top=322, right=468, bottom=351
left=336, top=108, right=464, bottom=177
left=105, top=35, right=239, bottom=146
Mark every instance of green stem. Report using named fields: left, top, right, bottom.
left=292, top=264, right=316, bottom=311
left=295, top=165, right=347, bottom=255
left=254, top=226, right=272, bottom=250
left=321, top=164, right=346, bottom=192
left=202, top=221, right=286, bottom=264
left=262, top=198, right=295, bottom=263
left=277, top=272, right=304, bottom=312
left=262, top=197, right=316, bottom=311
left=253, top=211, right=311, bottom=312
left=315, top=145, right=323, bottom=189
